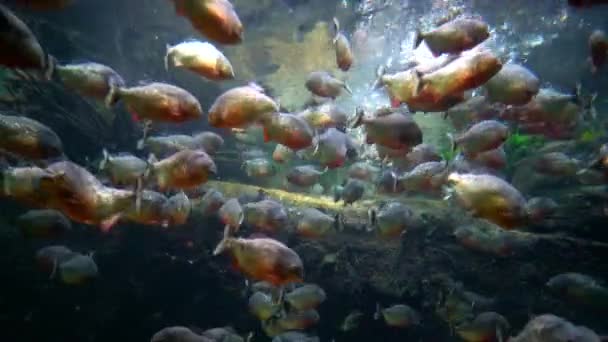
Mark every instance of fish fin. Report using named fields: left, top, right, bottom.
left=496, top=326, right=504, bottom=342
left=373, top=302, right=381, bottom=320
left=391, top=171, right=398, bottom=193
left=343, top=82, right=353, bottom=95
left=104, top=82, right=120, bottom=108
left=99, top=148, right=109, bottom=170
left=49, top=259, right=57, bottom=280
left=164, top=44, right=171, bottom=71
left=100, top=213, right=122, bottom=233
left=332, top=17, right=340, bottom=43
left=372, top=65, right=386, bottom=90
left=368, top=208, right=377, bottom=227
left=413, top=29, right=424, bottom=49
left=238, top=212, right=245, bottom=228
left=2, top=170, right=10, bottom=196
left=135, top=176, right=143, bottom=214
left=44, top=54, right=56, bottom=81
left=351, top=107, right=365, bottom=128
left=413, top=69, right=424, bottom=95
left=446, top=133, right=457, bottom=154
left=213, top=224, right=231, bottom=256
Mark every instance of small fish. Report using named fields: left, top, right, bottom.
left=414, top=18, right=490, bottom=57
left=138, top=134, right=198, bottom=155
left=171, top=0, right=243, bottom=45
left=146, top=150, right=217, bottom=191
left=58, top=253, right=98, bottom=285
left=510, top=314, right=602, bottom=342
left=455, top=312, right=510, bottom=342
left=375, top=303, right=420, bottom=328
left=165, top=40, right=234, bottom=80
left=286, top=165, right=325, bottom=187
left=449, top=120, right=509, bottom=159
left=107, top=82, right=203, bottom=123
left=0, top=113, right=64, bottom=160
left=208, top=84, right=279, bottom=129
left=242, top=158, right=275, bottom=178
left=398, top=161, right=448, bottom=194
left=285, top=284, right=326, bottom=311
left=333, top=18, right=354, bottom=71
left=446, top=173, right=528, bottom=229
left=369, top=202, right=415, bottom=238
left=296, top=208, right=340, bottom=238
left=99, top=149, right=147, bottom=187
left=340, top=310, right=364, bottom=332
left=191, top=131, right=225, bottom=155
left=376, top=169, right=399, bottom=194
left=296, top=102, right=348, bottom=130
left=484, top=63, right=540, bottom=105
left=262, top=113, right=315, bottom=151
left=213, top=226, right=304, bottom=286
left=243, top=199, right=288, bottom=234
left=311, top=128, right=356, bottom=169
left=17, top=209, right=72, bottom=239
left=55, top=62, right=125, bottom=104
left=249, top=291, right=280, bottom=321
left=0, top=5, right=54, bottom=78
left=352, top=107, right=423, bottom=151
left=305, top=71, right=352, bottom=99
left=334, top=178, right=365, bottom=205
left=219, top=198, right=244, bottom=234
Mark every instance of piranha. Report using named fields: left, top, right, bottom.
left=484, top=63, right=540, bottom=105
left=107, top=82, right=203, bottom=123
left=510, top=314, right=602, bottom=342
left=213, top=226, right=304, bottom=286
left=414, top=18, right=490, bottom=57
left=191, top=131, right=224, bottom=155
left=589, top=30, right=608, bottom=73
left=347, top=162, right=380, bottom=182
left=122, top=190, right=169, bottom=226
left=99, top=149, right=147, bottom=187
left=402, top=144, right=442, bottom=171
left=170, top=0, right=243, bottom=45
left=455, top=312, right=510, bottom=342
left=17, top=209, right=72, bottom=239
left=165, top=40, right=234, bottom=80
left=242, top=158, right=275, bottom=178
left=261, top=113, right=316, bottom=151
left=1, top=166, right=53, bottom=206
left=413, top=50, right=502, bottom=103
left=39, top=161, right=141, bottom=232
left=305, top=71, right=352, bottom=99
left=352, top=107, right=423, bottom=151
left=453, top=222, right=534, bottom=257
left=249, top=291, right=280, bottom=321
left=374, top=303, right=421, bottom=328
left=332, top=18, right=353, bottom=71
left=369, top=202, right=415, bottom=238
left=151, top=326, right=206, bottom=342
left=334, top=178, right=365, bottom=205
left=35, top=245, right=75, bottom=277
left=525, top=197, right=558, bottom=223
left=285, top=284, right=326, bottom=311
left=198, top=188, right=226, bottom=216
left=296, top=208, right=340, bottom=238
left=0, top=113, right=64, bottom=161
left=55, top=62, right=125, bottom=104
left=0, top=5, right=54, bottom=78
left=137, top=134, right=197, bottom=154
left=527, top=152, right=580, bottom=177
left=272, top=144, right=294, bottom=164
left=446, top=95, right=504, bottom=131
left=57, top=253, right=98, bottom=285
left=146, top=150, right=217, bottom=191
left=218, top=198, right=244, bottom=234
left=450, top=120, right=509, bottom=158
left=310, top=128, right=357, bottom=169
left=276, top=309, right=320, bottom=331
left=286, top=165, right=325, bottom=187
left=243, top=199, right=288, bottom=234
left=296, top=102, right=348, bottom=130
left=208, top=83, right=279, bottom=129
left=470, top=146, right=507, bottom=171
left=376, top=169, right=399, bottom=194
left=340, top=310, right=364, bottom=332
left=445, top=173, right=528, bottom=229
left=398, top=161, right=448, bottom=194
left=546, top=272, right=608, bottom=307
left=164, top=191, right=191, bottom=226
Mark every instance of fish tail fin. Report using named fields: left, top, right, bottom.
left=44, top=54, right=57, bottom=81
left=213, top=224, right=232, bottom=256
left=332, top=17, right=340, bottom=43
left=164, top=44, right=172, bottom=72
left=371, top=65, right=386, bottom=90
left=105, top=82, right=121, bottom=108
left=135, top=176, right=143, bottom=214
left=373, top=302, right=381, bottom=320
left=446, top=133, right=457, bottom=154
left=343, top=81, right=353, bottom=95
left=368, top=208, right=377, bottom=227
left=99, top=148, right=109, bottom=170
left=351, top=107, right=365, bottom=128
left=312, top=129, right=320, bottom=155
left=413, top=29, right=424, bottom=49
